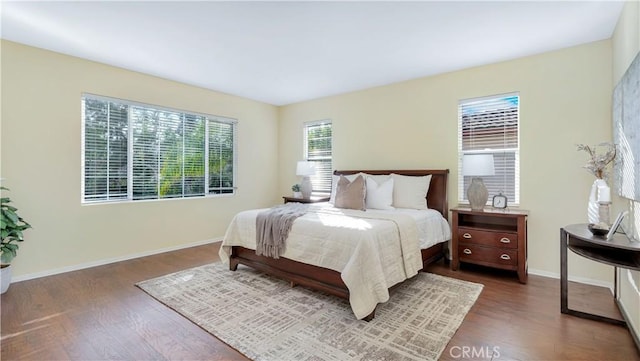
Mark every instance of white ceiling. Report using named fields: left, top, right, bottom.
left=1, top=1, right=625, bottom=106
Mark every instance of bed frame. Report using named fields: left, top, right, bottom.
left=229, top=169, right=449, bottom=321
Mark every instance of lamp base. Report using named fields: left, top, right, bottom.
left=467, top=177, right=488, bottom=211
left=301, top=176, right=312, bottom=199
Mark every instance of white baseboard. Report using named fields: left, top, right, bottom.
left=12, top=237, right=223, bottom=283
left=529, top=267, right=614, bottom=295
left=12, top=244, right=617, bottom=297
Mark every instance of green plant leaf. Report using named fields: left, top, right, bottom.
left=0, top=188, right=31, bottom=261
left=4, top=211, right=18, bottom=224
left=2, top=243, right=18, bottom=252
left=0, top=251, right=15, bottom=264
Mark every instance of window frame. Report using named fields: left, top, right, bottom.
left=457, top=92, right=520, bottom=206
left=303, top=119, right=332, bottom=195
left=81, top=93, right=237, bottom=204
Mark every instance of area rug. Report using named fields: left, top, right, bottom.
left=136, top=262, right=483, bottom=361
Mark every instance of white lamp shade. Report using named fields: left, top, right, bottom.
left=462, top=154, right=495, bottom=177
left=296, top=161, right=316, bottom=176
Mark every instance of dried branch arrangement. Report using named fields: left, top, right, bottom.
left=576, top=142, right=616, bottom=180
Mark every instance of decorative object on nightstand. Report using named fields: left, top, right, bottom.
left=451, top=207, right=528, bottom=283
left=492, top=192, right=508, bottom=209
left=291, top=184, right=302, bottom=198
left=462, top=154, right=495, bottom=211
left=576, top=143, right=615, bottom=224
left=296, top=161, right=316, bottom=199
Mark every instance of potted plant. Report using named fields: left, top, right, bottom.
left=1, top=187, right=32, bottom=294
left=291, top=184, right=302, bottom=198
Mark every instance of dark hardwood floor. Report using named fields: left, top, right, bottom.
left=2, top=242, right=638, bottom=360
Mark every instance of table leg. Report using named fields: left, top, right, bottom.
left=614, top=266, right=618, bottom=300
left=561, top=227, right=626, bottom=326
left=561, top=228, right=568, bottom=314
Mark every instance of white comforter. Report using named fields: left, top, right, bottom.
left=219, top=203, right=446, bottom=319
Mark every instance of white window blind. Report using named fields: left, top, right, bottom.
left=82, top=94, right=236, bottom=203
left=304, top=120, right=332, bottom=194
left=458, top=93, right=520, bottom=205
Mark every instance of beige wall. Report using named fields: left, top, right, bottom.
left=612, top=0, right=640, bottom=345
left=280, top=39, right=614, bottom=282
left=1, top=40, right=280, bottom=279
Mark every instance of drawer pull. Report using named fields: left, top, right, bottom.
left=463, top=233, right=472, bottom=239
left=500, top=237, right=511, bottom=244
left=463, top=248, right=472, bottom=255
left=500, top=254, right=511, bottom=260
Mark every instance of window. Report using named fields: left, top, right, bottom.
left=82, top=94, right=236, bottom=203
left=304, top=120, right=332, bottom=194
left=458, top=93, right=520, bottom=205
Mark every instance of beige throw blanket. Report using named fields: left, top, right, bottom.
left=255, top=203, right=309, bottom=258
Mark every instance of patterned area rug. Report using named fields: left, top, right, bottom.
left=137, top=262, right=483, bottom=361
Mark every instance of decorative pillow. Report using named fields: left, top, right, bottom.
left=329, top=173, right=363, bottom=204
left=391, top=173, right=432, bottom=210
left=365, top=176, right=394, bottom=210
left=334, top=175, right=366, bottom=211
left=364, top=174, right=391, bottom=185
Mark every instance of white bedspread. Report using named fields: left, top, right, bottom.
left=219, top=203, right=447, bottom=319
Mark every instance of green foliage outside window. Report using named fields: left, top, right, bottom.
left=82, top=95, right=235, bottom=203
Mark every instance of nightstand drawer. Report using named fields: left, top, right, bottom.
left=452, top=208, right=528, bottom=283
left=457, top=227, right=518, bottom=249
left=457, top=244, right=518, bottom=266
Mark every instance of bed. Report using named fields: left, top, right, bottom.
left=219, top=169, right=450, bottom=321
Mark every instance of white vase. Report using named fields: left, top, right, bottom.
left=293, top=192, right=302, bottom=198
left=1, top=264, right=12, bottom=294
left=301, top=176, right=313, bottom=199
left=588, top=179, right=610, bottom=224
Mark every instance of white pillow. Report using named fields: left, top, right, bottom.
left=329, top=173, right=363, bottom=204
left=364, top=174, right=391, bottom=185
left=391, top=173, right=432, bottom=210
left=365, top=176, right=394, bottom=210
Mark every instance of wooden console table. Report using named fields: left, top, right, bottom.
left=560, top=224, right=640, bottom=331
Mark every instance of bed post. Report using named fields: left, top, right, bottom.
left=229, top=247, right=239, bottom=271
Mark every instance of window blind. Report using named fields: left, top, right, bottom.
left=208, top=121, right=235, bottom=194
left=304, top=120, right=332, bottom=194
left=458, top=93, right=520, bottom=205
left=82, top=98, right=129, bottom=202
left=82, top=94, right=236, bottom=203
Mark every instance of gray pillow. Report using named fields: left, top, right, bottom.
left=334, top=175, right=366, bottom=211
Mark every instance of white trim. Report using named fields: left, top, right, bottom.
left=81, top=94, right=238, bottom=204
left=459, top=91, right=520, bottom=106
left=11, top=238, right=222, bottom=283
left=457, top=92, right=520, bottom=205
left=82, top=93, right=237, bottom=124
left=620, top=270, right=640, bottom=346
left=303, top=118, right=332, bottom=159
left=528, top=267, right=614, bottom=295
left=619, top=299, right=640, bottom=348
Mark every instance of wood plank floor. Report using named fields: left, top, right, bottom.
left=2, top=242, right=638, bottom=360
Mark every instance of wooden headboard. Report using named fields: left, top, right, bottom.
left=333, top=169, right=449, bottom=220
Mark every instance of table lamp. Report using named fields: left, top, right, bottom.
left=462, top=154, right=495, bottom=211
left=296, top=161, right=316, bottom=199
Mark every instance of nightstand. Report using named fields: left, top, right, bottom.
left=282, top=196, right=330, bottom=204
left=451, top=207, right=529, bottom=283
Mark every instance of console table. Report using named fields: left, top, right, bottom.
left=560, top=224, right=640, bottom=330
